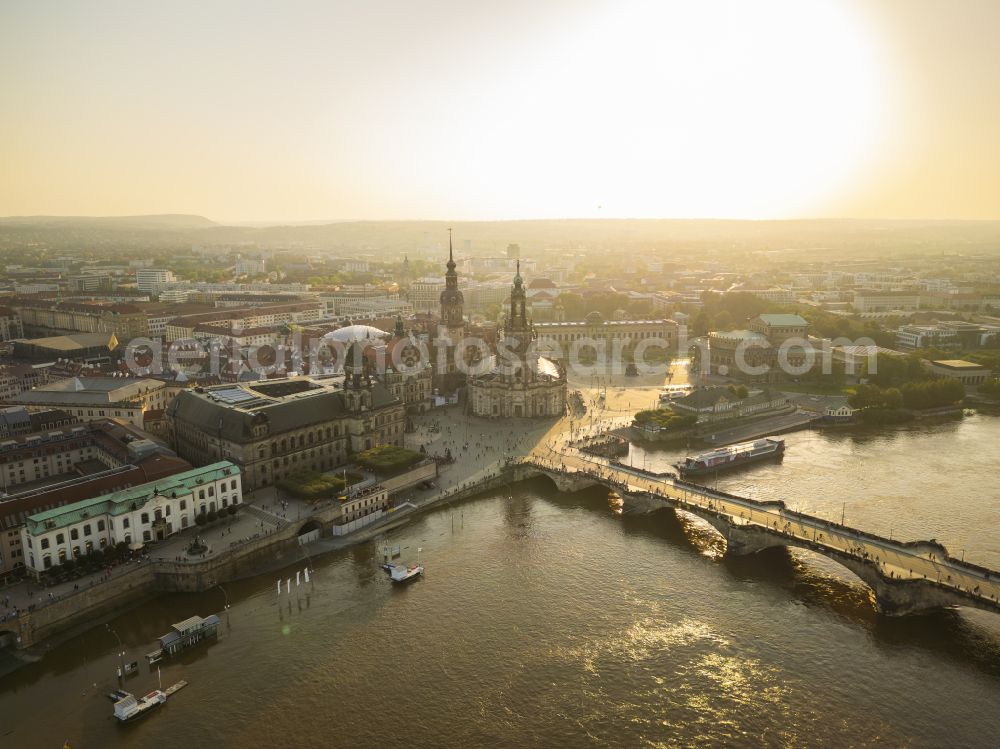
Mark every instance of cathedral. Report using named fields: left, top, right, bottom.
left=467, top=261, right=567, bottom=418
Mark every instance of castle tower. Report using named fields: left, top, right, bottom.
left=439, top=228, right=465, bottom=334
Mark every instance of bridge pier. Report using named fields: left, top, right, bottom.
left=700, top=516, right=788, bottom=556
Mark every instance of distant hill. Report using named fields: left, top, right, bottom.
left=0, top=214, right=218, bottom=230
left=1, top=215, right=999, bottom=257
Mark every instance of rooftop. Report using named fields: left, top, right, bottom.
left=166, top=376, right=400, bottom=442
left=709, top=329, right=768, bottom=341
left=930, top=359, right=988, bottom=370
left=13, top=332, right=119, bottom=351
left=11, top=376, right=164, bottom=406
left=756, top=314, right=808, bottom=327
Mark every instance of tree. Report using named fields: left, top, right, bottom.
left=712, top=310, right=734, bottom=331
left=978, top=378, right=1000, bottom=397
left=900, top=378, right=965, bottom=409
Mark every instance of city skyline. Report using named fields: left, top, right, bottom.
left=2, top=0, right=999, bottom=222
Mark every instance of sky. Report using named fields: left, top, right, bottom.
left=1, top=0, right=998, bottom=223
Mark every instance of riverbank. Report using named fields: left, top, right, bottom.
left=0, top=457, right=526, bottom=662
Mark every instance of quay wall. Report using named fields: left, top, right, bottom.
left=15, top=565, right=158, bottom=648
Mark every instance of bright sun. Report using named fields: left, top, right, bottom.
left=432, top=0, right=893, bottom=219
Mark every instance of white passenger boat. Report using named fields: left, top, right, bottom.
left=390, top=564, right=423, bottom=584
left=113, top=690, right=167, bottom=722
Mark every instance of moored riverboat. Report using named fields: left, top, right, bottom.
left=675, top=438, right=784, bottom=476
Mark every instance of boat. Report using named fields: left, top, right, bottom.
left=390, top=564, right=423, bottom=584
left=106, top=689, right=132, bottom=702
left=675, top=438, right=785, bottom=476
left=113, top=690, right=167, bottom=722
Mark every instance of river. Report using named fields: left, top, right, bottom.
left=3, top=414, right=1000, bottom=748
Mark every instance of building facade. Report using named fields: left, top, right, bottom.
left=8, top=376, right=173, bottom=428
left=136, top=269, right=177, bottom=293
left=0, top=306, right=24, bottom=342
left=21, top=461, right=241, bottom=577
left=534, top=314, right=679, bottom=366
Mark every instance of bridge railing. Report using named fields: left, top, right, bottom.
left=524, top=452, right=1000, bottom=588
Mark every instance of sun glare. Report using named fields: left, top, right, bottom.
left=435, top=0, right=893, bottom=219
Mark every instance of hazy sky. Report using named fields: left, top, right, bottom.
left=1, top=0, right=998, bottom=222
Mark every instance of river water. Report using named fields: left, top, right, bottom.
left=3, top=414, right=1000, bottom=748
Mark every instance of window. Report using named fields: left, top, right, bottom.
left=143, top=530, right=151, bottom=542
left=180, top=499, right=187, bottom=511
left=56, top=533, right=65, bottom=544
left=123, top=518, right=130, bottom=529
left=83, top=524, right=92, bottom=536
left=97, top=520, right=106, bottom=531
left=208, top=486, right=214, bottom=496
left=41, top=538, right=50, bottom=550
left=141, top=512, right=149, bottom=524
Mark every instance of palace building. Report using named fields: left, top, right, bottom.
left=21, top=461, right=242, bottom=578
left=166, top=350, right=405, bottom=491
left=467, top=262, right=567, bottom=418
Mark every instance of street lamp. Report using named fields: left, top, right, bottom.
left=107, top=624, right=125, bottom=684
left=214, top=580, right=230, bottom=611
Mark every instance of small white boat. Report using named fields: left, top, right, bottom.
left=390, top=564, right=423, bottom=584
left=113, top=690, right=166, bottom=722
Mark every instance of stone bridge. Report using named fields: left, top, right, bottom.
left=520, top=456, right=1000, bottom=617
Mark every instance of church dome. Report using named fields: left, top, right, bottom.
left=323, top=324, right=390, bottom=343
left=585, top=311, right=605, bottom=326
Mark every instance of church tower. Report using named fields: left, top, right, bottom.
left=502, top=259, right=538, bottom=381
left=439, top=228, right=465, bottom=333
left=507, top=260, right=533, bottom=354
left=343, top=338, right=373, bottom=411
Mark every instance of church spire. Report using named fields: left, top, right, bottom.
left=446, top=227, right=455, bottom=273
left=440, top=227, right=464, bottom=328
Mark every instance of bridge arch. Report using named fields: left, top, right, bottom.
left=0, top=629, right=19, bottom=649
left=297, top=520, right=322, bottom=546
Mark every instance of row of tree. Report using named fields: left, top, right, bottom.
left=848, top=378, right=965, bottom=411
left=978, top=378, right=1000, bottom=397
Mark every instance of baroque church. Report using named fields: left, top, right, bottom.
left=467, top=260, right=567, bottom=418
